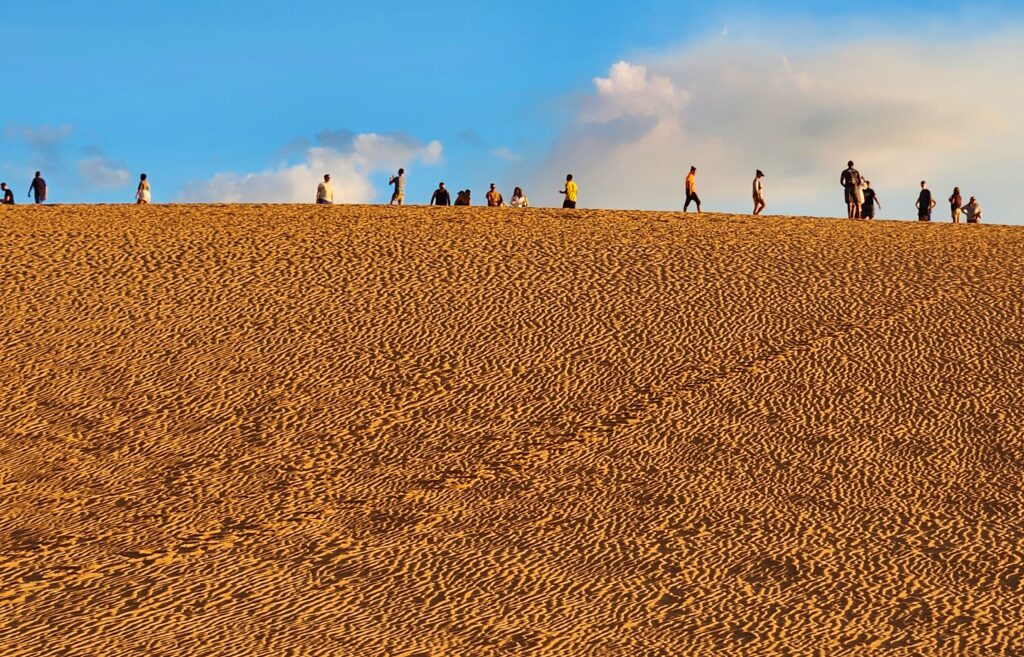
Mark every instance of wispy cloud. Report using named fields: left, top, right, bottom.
left=76, top=149, right=131, bottom=189
left=179, top=131, right=443, bottom=203
left=3, top=123, right=75, bottom=171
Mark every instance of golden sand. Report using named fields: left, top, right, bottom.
left=1, top=204, right=1023, bottom=656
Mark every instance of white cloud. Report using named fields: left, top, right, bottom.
left=491, top=147, right=521, bottom=162
left=3, top=124, right=74, bottom=170
left=529, top=32, right=1024, bottom=222
left=179, top=132, right=443, bottom=203
left=76, top=154, right=131, bottom=189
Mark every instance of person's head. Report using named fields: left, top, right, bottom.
left=954, top=186, right=960, bottom=193
left=865, top=180, right=871, bottom=188
left=324, top=174, right=330, bottom=182
left=490, top=183, right=497, bottom=190
left=690, top=166, right=697, bottom=173
left=398, top=168, right=405, bottom=175
left=34, top=171, right=41, bottom=178
left=1, top=183, right=7, bottom=190
left=970, top=196, right=977, bottom=203
left=466, top=189, right=471, bottom=195
left=566, top=174, right=573, bottom=182
left=847, top=161, right=854, bottom=168
left=140, top=173, right=147, bottom=181
left=921, top=181, right=927, bottom=188
left=438, top=182, right=445, bottom=189
left=514, top=187, right=523, bottom=196
left=755, top=170, right=764, bottom=178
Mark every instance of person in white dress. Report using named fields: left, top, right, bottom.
left=510, top=187, right=530, bottom=208
left=136, top=173, right=151, bottom=204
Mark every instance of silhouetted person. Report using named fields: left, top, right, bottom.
left=510, top=187, right=529, bottom=208
left=430, top=182, right=451, bottom=206
left=949, top=187, right=962, bottom=224
left=486, top=183, right=505, bottom=207
left=389, top=168, right=405, bottom=205
left=916, top=181, right=935, bottom=222
left=454, top=190, right=471, bottom=206
left=135, top=173, right=151, bottom=205
left=560, top=174, right=578, bottom=209
left=962, top=196, right=983, bottom=224
left=752, top=170, right=765, bottom=215
left=1, top=183, right=14, bottom=205
left=317, top=174, right=334, bottom=204
left=840, top=161, right=862, bottom=218
left=684, top=166, right=700, bottom=212
left=28, top=171, right=46, bottom=204
left=861, top=181, right=881, bottom=219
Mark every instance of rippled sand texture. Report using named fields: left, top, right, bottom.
left=2, top=205, right=1024, bottom=656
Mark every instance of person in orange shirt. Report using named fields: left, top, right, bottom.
left=684, top=166, right=701, bottom=212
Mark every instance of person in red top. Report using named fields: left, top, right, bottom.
left=28, top=171, right=46, bottom=204
left=684, top=166, right=701, bottom=212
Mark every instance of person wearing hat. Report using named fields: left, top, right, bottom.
left=752, top=170, right=766, bottom=215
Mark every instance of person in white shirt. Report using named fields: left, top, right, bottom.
left=136, top=173, right=151, bottom=204
left=752, top=170, right=765, bottom=215
left=961, top=197, right=983, bottom=224
left=510, top=187, right=529, bottom=208
left=317, top=174, right=334, bottom=204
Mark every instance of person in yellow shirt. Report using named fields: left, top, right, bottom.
left=560, top=174, right=578, bottom=209
left=684, top=165, right=701, bottom=212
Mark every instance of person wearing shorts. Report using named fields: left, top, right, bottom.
left=949, top=187, right=962, bottom=223
left=684, top=166, right=701, bottom=212
left=840, top=161, right=861, bottom=219
left=916, top=181, right=935, bottom=221
left=389, top=168, right=405, bottom=205
left=560, top=174, right=577, bottom=209
left=861, top=181, right=881, bottom=219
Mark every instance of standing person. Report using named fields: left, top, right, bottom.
left=389, top=168, right=406, bottom=206
left=916, top=181, right=936, bottom=222
left=1, top=183, right=14, bottom=205
left=430, top=182, right=451, bottom=206
left=510, top=187, right=529, bottom=208
left=560, top=174, right=578, bottom=209
left=135, top=173, right=151, bottom=205
left=486, top=183, right=505, bottom=207
left=752, top=170, right=766, bottom=215
left=962, top=196, right=983, bottom=224
left=861, top=181, right=881, bottom=219
left=27, top=171, right=46, bottom=204
left=316, top=174, right=334, bottom=204
left=684, top=166, right=701, bottom=212
left=949, top=187, right=963, bottom=223
left=840, top=161, right=862, bottom=219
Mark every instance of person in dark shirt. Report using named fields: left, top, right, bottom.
left=861, top=181, right=881, bottom=219
left=28, top=171, right=46, bottom=204
left=916, top=181, right=935, bottom=222
left=430, top=182, right=451, bottom=206
left=1, top=182, right=14, bottom=205
left=453, top=190, right=471, bottom=206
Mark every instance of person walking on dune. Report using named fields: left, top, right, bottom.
left=510, top=187, right=529, bottom=208
left=1, top=183, right=14, bottom=205
left=949, top=187, right=962, bottom=224
left=389, top=168, right=406, bottom=206
left=486, top=183, right=505, bottom=207
left=560, top=174, right=578, bottom=209
left=752, top=170, right=766, bottom=215
left=316, top=174, right=334, bottom=204
left=861, top=181, right=881, bottom=219
left=28, top=171, right=46, bottom=204
left=430, top=182, right=451, bottom=206
left=684, top=166, right=701, bottom=212
left=135, top=173, right=151, bottom=205
left=962, top=196, right=983, bottom=224
left=840, top=161, right=862, bottom=219
left=916, top=181, right=936, bottom=222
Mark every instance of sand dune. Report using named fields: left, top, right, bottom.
left=1, top=204, right=1023, bottom=656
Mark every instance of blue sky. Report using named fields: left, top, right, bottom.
left=2, top=1, right=1022, bottom=221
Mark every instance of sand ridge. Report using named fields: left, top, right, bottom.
left=1, top=204, right=1023, bottom=656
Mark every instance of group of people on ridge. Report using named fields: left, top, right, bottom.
left=841, top=160, right=982, bottom=223
left=0, top=172, right=48, bottom=205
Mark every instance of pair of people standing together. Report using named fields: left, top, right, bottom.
left=840, top=162, right=881, bottom=219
